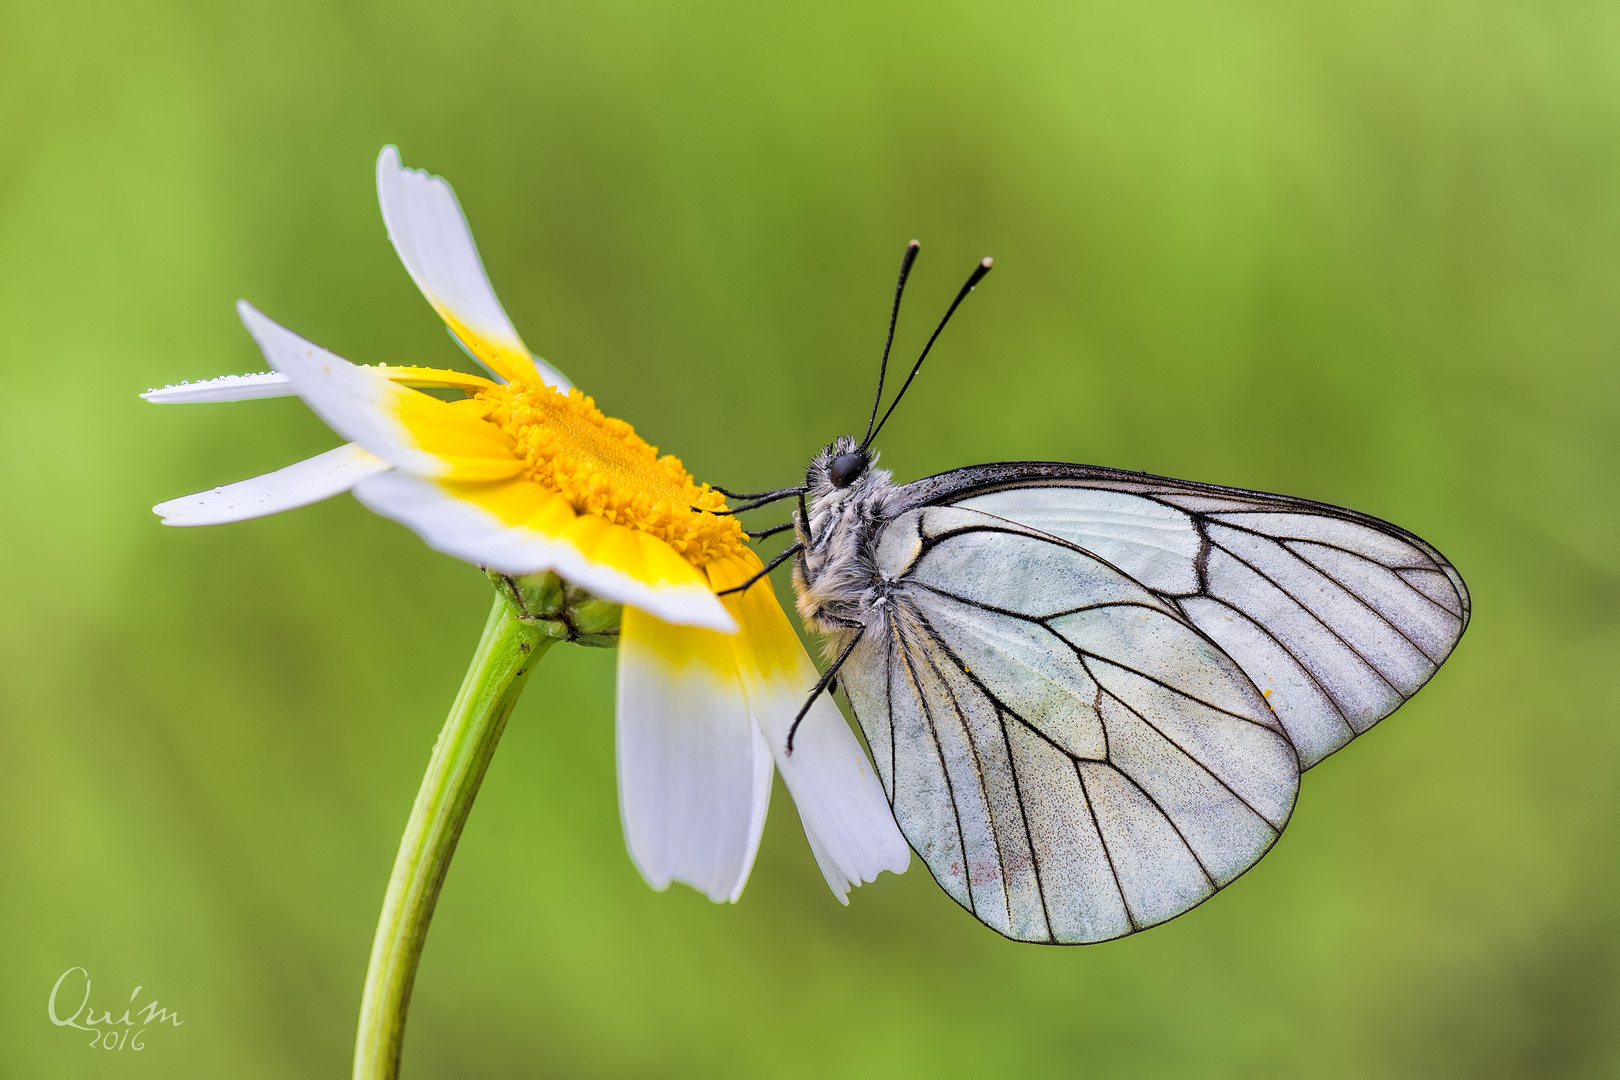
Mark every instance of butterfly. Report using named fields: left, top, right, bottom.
left=724, top=242, right=1470, bottom=944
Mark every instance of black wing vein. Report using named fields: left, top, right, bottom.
left=1070, top=762, right=1136, bottom=931
left=1194, top=595, right=1356, bottom=738
left=1077, top=652, right=1279, bottom=832
left=1208, top=536, right=1408, bottom=700
left=896, top=634, right=975, bottom=918
left=1090, top=712, right=1219, bottom=891
left=993, top=708, right=1057, bottom=941
left=916, top=639, right=1013, bottom=932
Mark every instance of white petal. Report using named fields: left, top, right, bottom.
left=762, top=687, right=910, bottom=902
left=352, top=470, right=736, bottom=631
left=154, top=443, right=391, bottom=526
left=376, top=146, right=571, bottom=390
left=141, top=371, right=295, bottom=403
left=706, top=553, right=909, bottom=902
left=732, top=638, right=907, bottom=901
left=235, top=301, right=449, bottom=478
left=617, top=610, right=772, bottom=902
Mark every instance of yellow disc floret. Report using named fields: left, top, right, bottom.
left=476, top=379, right=746, bottom=567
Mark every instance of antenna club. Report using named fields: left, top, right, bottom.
left=981, top=256, right=994, bottom=268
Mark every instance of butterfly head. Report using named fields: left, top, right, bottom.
left=806, top=435, right=886, bottom=499
left=829, top=448, right=870, bottom=488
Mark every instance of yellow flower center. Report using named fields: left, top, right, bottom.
left=477, top=380, right=746, bottom=567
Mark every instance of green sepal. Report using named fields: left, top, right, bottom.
left=562, top=584, right=622, bottom=646
left=489, top=570, right=621, bottom=648
left=508, top=568, right=566, bottom=619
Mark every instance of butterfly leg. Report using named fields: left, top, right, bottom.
left=703, top=487, right=807, bottom=515
left=785, top=625, right=865, bottom=755
left=744, top=521, right=795, bottom=540
left=716, top=542, right=804, bottom=596
left=798, top=491, right=812, bottom=546
left=710, top=483, right=790, bottom=500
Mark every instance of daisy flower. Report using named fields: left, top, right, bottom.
left=147, top=146, right=908, bottom=905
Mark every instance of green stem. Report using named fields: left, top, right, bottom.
left=352, top=590, right=555, bottom=1080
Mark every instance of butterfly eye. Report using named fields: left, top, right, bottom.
left=829, top=452, right=868, bottom=488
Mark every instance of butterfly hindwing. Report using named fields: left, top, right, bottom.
left=841, top=503, right=1301, bottom=943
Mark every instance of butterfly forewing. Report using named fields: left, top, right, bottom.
left=833, top=463, right=1467, bottom=943
left=935, top=469, right=1469, bottom=765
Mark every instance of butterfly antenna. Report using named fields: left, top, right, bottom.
left=863, top=256, right=993, bottom=450
left=861, top=240, right=922, bottom=446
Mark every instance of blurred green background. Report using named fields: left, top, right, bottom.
left=2, top=1, right=1616, bottom=1076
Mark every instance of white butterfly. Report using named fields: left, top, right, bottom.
left=733, top=244, right=1469, bottom=944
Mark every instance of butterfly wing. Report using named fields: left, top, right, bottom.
left=837, top=464, right=1467, bottom=943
